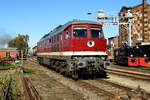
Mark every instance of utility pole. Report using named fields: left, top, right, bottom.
left=21, top=50, right=23, bottom=67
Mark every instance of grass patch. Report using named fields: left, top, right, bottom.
left=0, top=60, right=16, bottom=69
left=23, top=68, right=35, bottom=74
left=46, top=83, right=52, bottom=88
left=0, top=65, right=15, bottom=69
left=0, top=73, right=25, bottom=100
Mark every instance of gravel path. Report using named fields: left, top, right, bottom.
left=107, top=74, right=150, bottom=93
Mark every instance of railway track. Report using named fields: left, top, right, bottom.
left=22, top=76, right=42, bottom=100
left=0, top=68, right=10, bottom=70
left=78, top=80, right=114, bottom=99
left=3, top=78, right=12, bottom=100
left=107, top=69, right=150, bottom=81
left=27, top=57, right=150, bottom=99
left=111, top=64, right=150, bottom=73
left=43, top=69, right=115, bottom=100
left=138, top=66, right=150, bottom=71
left=26, top=58, right=115, bottom=99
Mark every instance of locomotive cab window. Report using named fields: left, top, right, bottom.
left=91, top=27, right=104, bottom=38
left=73, top=27, right=87, bottom=38
left=66, top=31, right=70, bottom=39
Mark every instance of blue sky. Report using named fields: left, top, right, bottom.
left=0, top=0, right=149, bottom=48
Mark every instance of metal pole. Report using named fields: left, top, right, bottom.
left=21, top=50, right=23, bottom=67
left=128, top=20, right=132, bottom=46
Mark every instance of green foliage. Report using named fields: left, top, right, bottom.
left=23, top=68, right=35, bottom=74
left=46, top=83, right=52, bottom=88
left=0, top=60, right=15, bottom=69
left=8, top=34, right=29, bottom=57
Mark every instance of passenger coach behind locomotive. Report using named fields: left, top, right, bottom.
left=114, top=43, right=149, bottom=66
left=37, top=20, right=109, bottom=79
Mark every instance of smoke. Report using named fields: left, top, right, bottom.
left=0, top=28, right=12, bottom=48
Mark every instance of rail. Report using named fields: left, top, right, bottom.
left=22, top=76, right=42, bottom=100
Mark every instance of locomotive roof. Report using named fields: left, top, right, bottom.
left=39, top=20, right=101, bottom=42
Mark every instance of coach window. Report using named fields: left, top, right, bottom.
left=91, top=27, right=104, bottom=38
left=73, top=27, right=87, bottom=38
left=66, top=31, right=70, bottom=39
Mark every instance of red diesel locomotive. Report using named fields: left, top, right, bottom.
left=37, top=20, right=109, bottom=79
left=114, top=43, right=149, bottom=66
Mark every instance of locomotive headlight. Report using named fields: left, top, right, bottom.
left=144, top=54, right=147, bottom=57
left=130, top=54, right=133, bottom=57
left=87, top=41, right=95, bottom=47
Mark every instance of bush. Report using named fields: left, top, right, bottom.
left=23, top=68, right=35, bottom=74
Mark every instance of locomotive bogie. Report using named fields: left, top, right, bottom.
left=37, top=54, right=107, bottom=79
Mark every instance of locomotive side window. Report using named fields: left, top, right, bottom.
left=49, top=39, right=52, bottom=43
left=73, top=27, right=87, bottom=38
left=66, top=31, right=70, bottom=39
left=91, top=27, right=104, bottom=38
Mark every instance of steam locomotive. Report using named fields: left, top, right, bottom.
left=37, top=20, right=109, bottom=79
left=114, top=43, right=149, bottom=66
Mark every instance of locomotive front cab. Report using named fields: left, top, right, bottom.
left=72, top=24, right=106, bottom=52
left=67, top=24, right=109, bottom=78
left=128, top=46, right=149, bottom=66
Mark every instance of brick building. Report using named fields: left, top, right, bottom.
left=119, top=0, right=150, bottom=46
left=32, top=46, right=37, bottom=56
left=0, top=48, right=18, bottom=59
left=107, top=36, right=119, bottom=59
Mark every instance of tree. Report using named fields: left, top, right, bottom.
left=8, top=34, right=29, bottom=57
